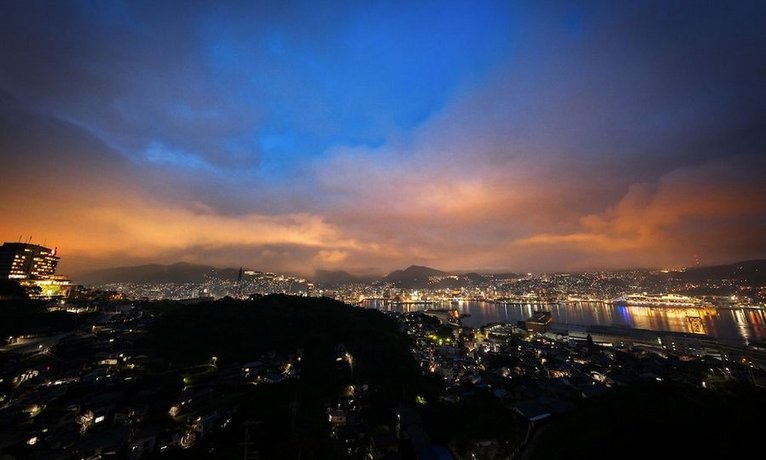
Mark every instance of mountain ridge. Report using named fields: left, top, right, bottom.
left=73, top=259, right=766, bottom=287
left=75, top=262, right=239, bottom=285
left=675, top=259, right=766, bottom=284
left=313, top=269, right=374, bottom=286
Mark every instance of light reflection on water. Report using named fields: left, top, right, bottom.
left=361, top=300, right=766, bottom=346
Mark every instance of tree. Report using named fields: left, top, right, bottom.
left=0, top=280, right=29, bottom=299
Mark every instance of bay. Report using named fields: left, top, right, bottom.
left=361, top=299, right=766, bottom=346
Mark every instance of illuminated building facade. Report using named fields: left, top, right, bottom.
left=0, top=242, right=72, bottom=298
left=0, top=242, right=60, bottom=279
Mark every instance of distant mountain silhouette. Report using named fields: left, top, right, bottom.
left=313, top=269, right=373, bottom=286
left=383, top=265, right=486, bottom=289
left=75, top=260, right=765, bottom=289
left=76, top=262, right=240, bottom=285
left=384, top=265, right=448, bottom=286
left=676, top=260, right=766, bottom=284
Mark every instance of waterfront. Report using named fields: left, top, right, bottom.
left=362, top=300, right=766, bottom=346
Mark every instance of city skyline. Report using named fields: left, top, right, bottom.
left=2, top=1, right=766, bottom=275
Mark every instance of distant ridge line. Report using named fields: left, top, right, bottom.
left=72, top=259, right=766, bottom=287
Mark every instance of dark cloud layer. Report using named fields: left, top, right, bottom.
left=1, top=1, right=765, bottom=274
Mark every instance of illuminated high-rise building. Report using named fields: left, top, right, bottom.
left=0, top=242, right=73, bottom=298
left=0, top=242, right=60, bottom=279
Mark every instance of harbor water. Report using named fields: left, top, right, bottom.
left=361, top=299, right=766, bottom=346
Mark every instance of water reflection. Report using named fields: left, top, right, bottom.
left=361, top=300, right=766, bottom=346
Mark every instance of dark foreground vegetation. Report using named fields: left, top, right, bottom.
left=0, top=299, right=94, bottom=339
left=528, top=381, right=766, bottom=459
left=143, top=295, right=431, bottom=458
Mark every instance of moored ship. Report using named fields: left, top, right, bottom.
left=613, top=293, right=710, bottom=308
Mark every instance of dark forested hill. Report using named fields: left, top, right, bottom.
left=147, top=294, right=419, bottom=384
left=76, top=262, right=239, bottom=285
left=143, top=295, right=431, bottom=458
left=676, top=259, right=766, bottom=284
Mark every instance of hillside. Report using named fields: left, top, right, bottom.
left=76, top=262, right=240, bottom=285
left=384, top=265, right=451, bottom=288
left=147, top=295, right=420, bottom=379
left=313, top=269, right=370, bottom=286
left=675, top=259, right=766, bottom=284
left=383, top=265, right=491, bottom=289
left=144, top=295, right=430, bottom=458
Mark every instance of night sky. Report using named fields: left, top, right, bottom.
left=1, top=0, right=765, bottom=275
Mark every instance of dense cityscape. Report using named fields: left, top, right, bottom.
left=88, top=266, right=766, bottom=308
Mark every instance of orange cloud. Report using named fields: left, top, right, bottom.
left=0, top=194, right=363, bottom=272
left=514, top=155, right=766, bottom=268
